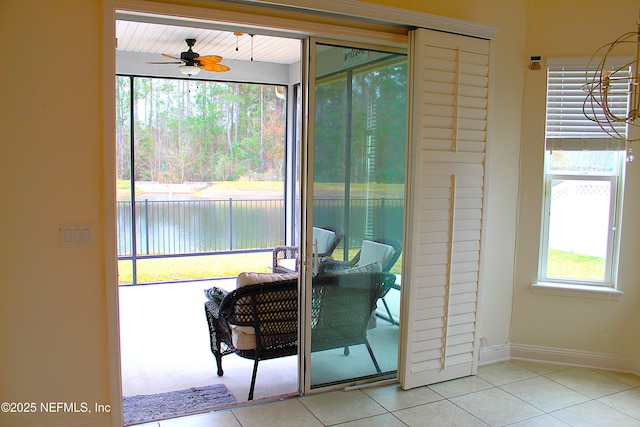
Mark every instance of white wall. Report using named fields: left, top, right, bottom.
left=512, top=0, right=640, bottom=370
left=0, top=2, right=111, bottom=426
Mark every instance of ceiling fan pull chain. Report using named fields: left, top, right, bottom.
left=250, top=34, right=254, bottom=62
left=234, top=32, right=243, bottom=52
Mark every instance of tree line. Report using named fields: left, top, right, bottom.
left=116, top=76, right=286, bottom=184
left=116, top=58, right=407, bottom=187
left=313, top=58, right=407, bottom=184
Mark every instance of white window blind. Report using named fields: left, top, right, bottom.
left=546, top=60, right=630, bottom=151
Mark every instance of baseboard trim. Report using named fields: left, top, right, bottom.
left=478, top=342, right=640, bottom=375
left=479, top=343, right=511, bottom=366
left=510, top=343, right=640, bottom=375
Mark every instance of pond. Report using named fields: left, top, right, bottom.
left=117, top=198, right=404, bottom=258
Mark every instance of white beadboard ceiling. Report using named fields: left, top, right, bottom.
left=116, top=19, right=302, bottom=65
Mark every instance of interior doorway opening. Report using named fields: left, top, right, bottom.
left=114, top=10, right=406, bottom=421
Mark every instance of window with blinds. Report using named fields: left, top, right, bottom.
left=546, top=64, right=629, bottom=147
left=538, top=59, right=629, bottom=287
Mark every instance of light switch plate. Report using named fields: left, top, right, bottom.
left=60, top=224, right=93, bottom=247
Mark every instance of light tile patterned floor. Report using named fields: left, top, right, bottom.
left=136, top=360, right=640, bottom=426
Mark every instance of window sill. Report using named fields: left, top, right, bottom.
left=531, top=282, right=623, bottom=300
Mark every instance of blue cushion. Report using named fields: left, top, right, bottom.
left=204, top=287, right=228, bottom=304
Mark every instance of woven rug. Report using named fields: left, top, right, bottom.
left=123, top=384, right=236, bottom=425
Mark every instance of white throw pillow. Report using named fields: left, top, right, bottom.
left=312, top=227, right=336, bottom=254
left=229, top=325, right=257, bottom=350
left=359, top=240, right=394, bottom=268
left=236, top=272, right=297, bottom=288
left=344, top=262, right=382, bottom=274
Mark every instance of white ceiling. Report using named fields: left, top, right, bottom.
left=116, top=19, right=302, bottom=65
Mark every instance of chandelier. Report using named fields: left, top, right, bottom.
left=582, top=20, right=640, bottom=161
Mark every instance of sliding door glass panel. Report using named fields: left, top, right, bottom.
left=309, top=42, right=407, bottom=388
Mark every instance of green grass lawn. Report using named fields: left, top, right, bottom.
left=118, top=250, right=402, bottom=284
left=546, top=249, right=605, bottom=281
left=118, top=239, right=602, bottom=285
left=118, top=252, right=273, bottom=284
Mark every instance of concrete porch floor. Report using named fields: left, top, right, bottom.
left=118, top=278, right=400, bottom=404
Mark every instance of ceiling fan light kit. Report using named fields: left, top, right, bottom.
left=179, top=65, right=201, bottom=76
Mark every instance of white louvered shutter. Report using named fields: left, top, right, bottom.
left=400, top=28, right=490, bottom=389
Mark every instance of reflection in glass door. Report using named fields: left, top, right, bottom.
left=307, top=41, right=407, bottom=389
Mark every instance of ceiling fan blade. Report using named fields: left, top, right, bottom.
left=196, top=55, right=223, bottom=64
left=196, top=55, right=229, bottom=72
left=200, top=62, right=231, bottom=72
left=162, top=53, right=185, bottom=62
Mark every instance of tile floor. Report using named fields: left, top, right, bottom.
left=134, top=360, right=640, bottom=426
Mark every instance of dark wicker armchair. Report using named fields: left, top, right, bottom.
left=272, top=246, right=301, bottom=273
left=310, top=272, right=397, bottom=370
left=318, top=237, right=402, bottom=325
left=204, top=279, right=298, bottom=401
left=204, top=271, right=394, bottom=401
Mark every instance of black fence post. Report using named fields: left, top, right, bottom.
left=229, top=198, right=233, bottom=251
left=144, top=198, right=150, bottom=255
left=380, top=197, right=385, bottom=239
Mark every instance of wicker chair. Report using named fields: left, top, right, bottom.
left=318, top=237, right=402, bottom=325
left=310, top=272, right=397, bottom=367
left=205, top=279, right=297, bottom=401
left=272, top=226, right=344, bottom=273
left=204, top=272, right=394, bottom=400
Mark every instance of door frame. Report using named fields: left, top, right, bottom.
left=103, top=1, right=495, bottom=424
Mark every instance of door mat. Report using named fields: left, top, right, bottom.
left=123, top=384, right=236, bottom=425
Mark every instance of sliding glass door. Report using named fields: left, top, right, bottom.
left=304, top=39, right=407, bottom=390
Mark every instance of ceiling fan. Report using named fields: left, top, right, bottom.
left=149, top=38, right=230, bottom=76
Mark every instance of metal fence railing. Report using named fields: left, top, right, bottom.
left=117, top=198, right=404, bottom=259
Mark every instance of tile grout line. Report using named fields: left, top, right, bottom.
left=426, top=378, right=496, bottom=426
left=491, top=366, right=640, bottom=425
left=154, top=362, right=640, bottom=426
left=443, top=389, right=494, bottom=426
left=476, top=365, right=575, bottom=425
left=296, top=394, right=351, bottom=427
